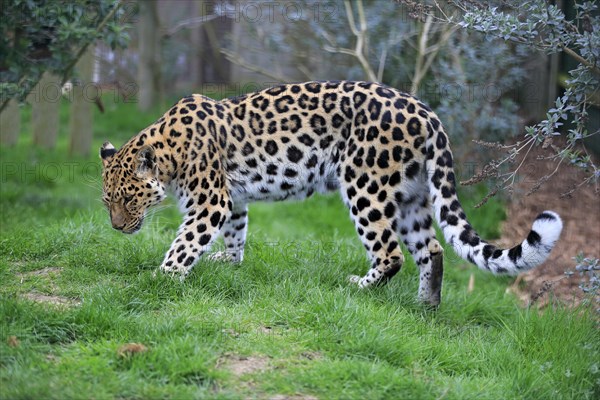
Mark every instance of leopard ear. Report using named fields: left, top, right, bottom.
left=137, top=145, right=156, bottom=176
left=100, top=141, right=117, bottom=167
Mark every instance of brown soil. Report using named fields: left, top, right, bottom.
left=216, top=354, right=320, bottom=399
left=493, top=140, right=599, bottom=308
left=218, top=354, right=271, bottom=377
left=16, top=266, right=62, bottom=279
left=269, top=395, right=319, bottom=400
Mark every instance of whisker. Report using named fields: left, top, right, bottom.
left=82, top=181, right=102, bottom=192
left=146, top=205, right=173, bottom=216
left=150, top=204, right=170, bottom=211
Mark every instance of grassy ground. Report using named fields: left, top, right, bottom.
left=1, top=98, right=598, bottom=400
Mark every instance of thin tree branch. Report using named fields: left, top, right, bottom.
left=297, top=64, right=315, bottom=81
left=377, top=45, right=388, bottom=82
left=163, top=15, right=220, bottom=38
left=220, top=49, right=290, bottom=82
left=561, top=44, right=600, bottom=77
left=411, top=15, right=458, bottom=94
left=411, top=15, right=433, bottom=94
left=322, top=45, right=356, bottom=57
left=343, top=0, right=377, bottom=81
left=344, top=0, right=360, bottom=36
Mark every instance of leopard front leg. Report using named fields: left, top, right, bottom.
left=160, top=204, right=231, bottom=278
left=343, top=192, right=404, bottom=288
left=207, top=204, right=248, bottom=263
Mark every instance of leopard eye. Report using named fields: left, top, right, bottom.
left=123, top=194, right=134, bottom=203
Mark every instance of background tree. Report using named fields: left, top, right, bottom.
left=0, top=99, right=19, bottom=146
left=68, top=46, right=95, bottom=156
left=137, top=0, right=162, bottom=112
left=30, top=71, right=60, bottom=149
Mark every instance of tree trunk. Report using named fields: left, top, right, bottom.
left=190, top=0, right=204, bottom=89
left=204, top=20, right=228, bottom=82
left=31, top=72, right=61, bottom=149
left=0, top=99, right=20, bottom=146
left=137, top=0, right=162, bottom=112
left=69, top=46, right=95, bottom=157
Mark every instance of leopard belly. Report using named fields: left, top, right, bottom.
left=226, top=149, right=341, bottom=203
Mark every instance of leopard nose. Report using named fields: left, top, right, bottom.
left=111, top=214, right=126, bottom=231
left=110, top=209, right=126, bottom=231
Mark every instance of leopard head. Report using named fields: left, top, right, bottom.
left=100, top=141, right=166, bottom=234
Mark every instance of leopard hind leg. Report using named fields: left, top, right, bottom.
left=208, top=204, right=248, bottom=263
left=397, top=192, right=444, bottom=306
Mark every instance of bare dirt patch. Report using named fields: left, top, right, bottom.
left=22, top=292, right=81, bottom=307
left=493, top=141, right=599, bottom=308
left=216, top=354, right=319, bottom=399
left=218, top=354, right=272, bottom=377
left=258, top=325, right=274, bottom=335
left=16, top=266, right=81, bottom=307
left=269, top=394, right=319, bottom=400
left=16, top=266, right=62, bottom=279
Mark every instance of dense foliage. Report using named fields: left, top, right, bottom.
left=0, top=0, right=130, bottom=109
left=400, top=0, right=600, bottom=308
left=401, top=0, right=599, bottom=188
left=459, top=1, right=599, bottom=179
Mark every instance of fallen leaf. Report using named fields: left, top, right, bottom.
left=117, top=343, right=148, bottom=358
left=7, top=336, right=19, bottom=348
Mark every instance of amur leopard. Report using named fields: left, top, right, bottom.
left=100, top=81, right=562, bottom=305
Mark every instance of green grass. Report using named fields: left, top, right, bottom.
left=1, top=98, right=598, bottom=400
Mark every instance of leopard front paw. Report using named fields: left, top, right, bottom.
left=348, top=275, right=367, bottom=288
left=206, top=251, right=235, bottom=262
left=158, top=263, right=188, bottom=280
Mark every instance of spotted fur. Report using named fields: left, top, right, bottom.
left=100, top=81, right=562, bottom=302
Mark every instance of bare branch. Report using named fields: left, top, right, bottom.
left=473, top=185, right=500, bottom=209
left=377, top=45, right=388, bottom=82
left=296, top=64, right=316, bottom=81
left=343, top=0, right=360, bottom=37
left=560, top=44, right=600, bottom=77
left=163, top=15, right=221, bottom=38
left=220, top=49, right=290, bottom=82
left=411, top=15, right=458, bottom=94
left=343, top=0, right=377, bottom=81
left=322, top=45, right=356, bottom=57
left=411, top=15, right=433, bottom=94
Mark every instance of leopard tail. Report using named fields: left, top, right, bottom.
left=425, top=124, right=562, bottom=275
